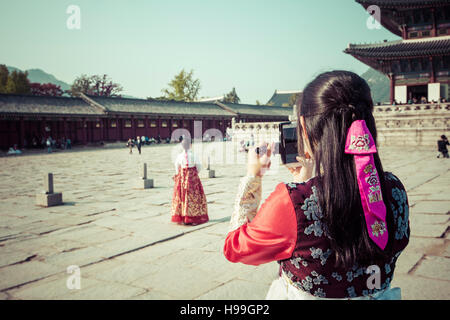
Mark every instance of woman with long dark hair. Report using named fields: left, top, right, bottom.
left=224, top=71, right=410, bottom=299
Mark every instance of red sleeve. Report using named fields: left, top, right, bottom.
left=223, top=183, right=297, bottom=266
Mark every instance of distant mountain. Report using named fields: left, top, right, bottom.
left=6, top=66, right=71, bottom=91
left=361, top=68, right=390, bottom=104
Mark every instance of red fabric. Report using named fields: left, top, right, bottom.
left=224, top=183, right=297, bottom=266
left=171, top=167, right=209, bottom=225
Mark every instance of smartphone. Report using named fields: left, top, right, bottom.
left=278, top=122, right=300, bottom=167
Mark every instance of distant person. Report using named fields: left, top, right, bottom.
left=127, top=138, right=134, bottom=154
left=66, top=138, right=72, bottom=149
left=156, top=135, right=161, bottom=144
left=250, top=134, right=255, bottom=146
left=171, top=137, right=209, bottom=225
left=46, top=137, right=52, bottom=153
left=136, top=136, right=142, bottom=155
left=437, top=135, right=449, bottom=158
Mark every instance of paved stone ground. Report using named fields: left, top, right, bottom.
left=0, top=142, right=448, bottom=300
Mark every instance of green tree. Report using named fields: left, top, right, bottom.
left=223, top=87, right=240, bottom=104
left=69, top=74, right=123, bottom=97
left=0, top=65, right=9, bottom=93
left=6, top=70, right=31, bottom=94
left=162, top=69, right=200, bottom=102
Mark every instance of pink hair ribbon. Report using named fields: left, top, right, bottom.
left=344, top=120, right=388, bottom=250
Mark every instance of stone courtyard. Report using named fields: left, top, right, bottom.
left=0, top=142, right=448, bottom=300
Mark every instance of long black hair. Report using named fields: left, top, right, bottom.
left=297, top=70, right=394, bottom=268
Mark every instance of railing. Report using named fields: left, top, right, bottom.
left=374, top=102, right=450, bottom=114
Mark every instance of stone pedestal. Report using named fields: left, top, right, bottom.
left=200, top=169, right=215, bottom=179
left=139, top=163, right=154, bottom=189
left=36, top=192, right=63, bottom=207
left=140, top=178, right=154, bottom=189
left=35, top=173, right=63, bottom=207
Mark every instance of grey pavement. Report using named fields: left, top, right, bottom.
left=0, top=142, right=448, bottom=300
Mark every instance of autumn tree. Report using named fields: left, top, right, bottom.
left=162, top=69, right=200, bottom=102
left=223, top=87, right=240, bottom=104
left=30, top=83, right=64, bottom=96
left=69, top=74, right=123, bottom=97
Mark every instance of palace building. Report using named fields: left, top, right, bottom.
left=266, top=90, right=302, bottom=107
left=344, top=0, right=450, bottom=104
left=0, top=93, right=292, bottom=150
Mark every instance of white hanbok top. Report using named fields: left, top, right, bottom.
left=174, top=149, right=202, bottom=174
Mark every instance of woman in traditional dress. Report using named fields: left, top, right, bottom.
left=224, top=71, right=410, bottom=300
left=171, top=137, right=209, bottom=225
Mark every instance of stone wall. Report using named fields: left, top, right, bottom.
left=373, top=103, right=450, bottom=147
left=230, top=103, right=450, bottom=148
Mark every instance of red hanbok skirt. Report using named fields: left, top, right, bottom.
left=171, top=167, right=209, bottom=225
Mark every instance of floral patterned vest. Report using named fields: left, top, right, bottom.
left=278, top=172, right=410, bottom=298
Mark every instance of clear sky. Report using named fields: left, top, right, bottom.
left=0, top=0, right=399, bottom=104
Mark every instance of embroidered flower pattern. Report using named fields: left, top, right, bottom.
left=286, top=182, right=298, bottom=189
left=310, top=247, right=332, bottom=266
left=301, top=187, right=327, bottom=237
left=391, top=187, right=409, bottom=240
left=371, top=221, right=387, bottom=237
left=347, top=286, right=357, bottom=298
left=349, top=134, right=370, bottom=151
left=313, top=288, right=326, bottom=298
left=346, top=265, right=365, bottom=283
left=364, top=164, right=373, bottom=174
left=331, top=272, right=343, bottom=281
left=301, top=186, right=323, bottom=220
left=291, top=256, right=308, bottom=269
left=385, top=263, right=392, bottom=274
left=366, top=171, right=379, bottom=186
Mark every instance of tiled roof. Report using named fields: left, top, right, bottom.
left=356, top=0, right=450, bottom=8
left=344, top=37, right=450, bottom=58
left=221, top=102, right=293, bottom=118
left=0, top=94, right=103, bottom=116
left=267, top=90, right=302, bottom=107
left=0, top=94, right=293, bottom=119
left=87, top=96, right=233, bottom=117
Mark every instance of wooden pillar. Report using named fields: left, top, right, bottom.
left=63, top=118, right=68, bottom=140
left=117, top=117, right=123, bottom=141
left=132, top=116, right=137, bottom=139
left=103, top=119, right=108, bottom=141
left=42, top=118, right=47, bottom=138
left=431, top=8, right=436, bottom=37
left=145, top=116, right=149, bottom=137
left=82, top=118, right=87, bottom=144
left=389, top=73, right=395, bottom=105
left=430, top=56, right=435, bottom=83
left=157, top=118, right=161, bottom=137
left=169, top=118, right=173, bottom=137
left=19, top=118, right=25, bottom=148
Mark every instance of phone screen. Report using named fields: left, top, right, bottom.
left=279, top=122, right=299, bottom=165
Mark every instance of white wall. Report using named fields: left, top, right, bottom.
left=428, top=83, right=440, bottom=102
left=395, top=85, right=407, bottom=104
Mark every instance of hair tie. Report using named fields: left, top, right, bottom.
left=344, top=120, right=388, bottom=250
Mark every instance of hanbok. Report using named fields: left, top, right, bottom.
left=171, top=149, right=209, bottom=225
